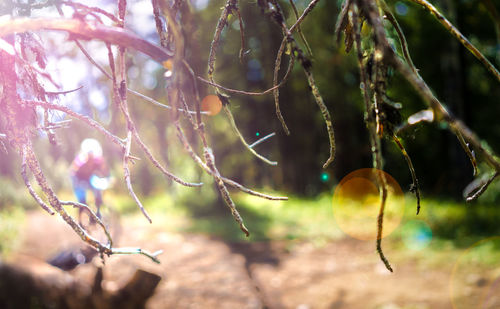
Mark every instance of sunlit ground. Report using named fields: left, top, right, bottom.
left=2, top=186, right=500, bottom=308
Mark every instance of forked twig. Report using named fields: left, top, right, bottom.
left=60, top=200, right=113, bottom=247
left=175, top=124, right=287, bottom=201
left=223, top=105, right=277, bottom=166
left=262, top=0, right=335, bottom=168
left=288, top=0, right=313, bottom=57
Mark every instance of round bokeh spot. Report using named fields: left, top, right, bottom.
left=162, top=60, right=173, bottom=71
left=400, top=220, right=432, bottom=251
left=450, top=237, right=500, bottom=309
left=201, top=95, right=223, bottom=116
left=320, top=172, right=330, bottom=183
left=332, top=168, right=405, bottom=240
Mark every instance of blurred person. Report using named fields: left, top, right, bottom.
left=70, top=138, right=110, bottom=223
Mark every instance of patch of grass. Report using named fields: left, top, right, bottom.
left=166, top=190, right=344, bottom=242
left=0, top=177, right=36, bottom=210
left=112, top=188, right=500, bottom=267
left=399, top=195, right=500, bottom=247
left=0, top=206, right=25, bottom=257
left=386, top=194, right=500, bottom=268
left=119, top=189, right=342, bottom=242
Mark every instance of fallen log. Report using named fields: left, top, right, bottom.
left=0, top=255, right=162, bottom=309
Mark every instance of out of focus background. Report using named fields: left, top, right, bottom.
left=1, top=0, right=500, bottom=308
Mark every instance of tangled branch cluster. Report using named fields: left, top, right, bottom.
left=0, top=0, right=499, bottom=270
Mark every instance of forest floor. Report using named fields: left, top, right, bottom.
left=5, top=210, right=500, bottom=309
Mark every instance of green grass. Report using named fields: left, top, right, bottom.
left=118, top=189, right=500, bottom=269
left=0, top=206, right=25, bottom=257
left=117, top=189, right=500, bottom=246
left=181, top=191, right=344, bottom=242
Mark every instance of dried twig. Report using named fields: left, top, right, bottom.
left=25, top=100, right=125, bottom=148
left=349, top=3, right=392, bottom=272
left=288, top=0, right=313, bottom=57
left=21, top=151, right=54, bottom=215
left=249, top=132, right=276, bottom=149
left=60, top=200, right=113, bottom=247
left=465, top=171, right=500, bottom=202
left=261, top=0, right=335, bottom=168
left=175, top=124, right=287, bottom=201
left=160, top=1, right=253, bottom=236
left=392, top=134, right=421, bottom=214
left=407, top=0, right=500, bottom=83
left=273, top=36, right=294, bottom=135
left=223, top=105, right=277, bottom=166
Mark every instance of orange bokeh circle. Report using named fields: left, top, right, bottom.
left=201, top=95, right=222, bottom=116
left=332, top=168, right=405, bottom=240
left=162, top=60, right=173, bottom=71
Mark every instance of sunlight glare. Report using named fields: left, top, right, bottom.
left=332, top=168, right=405, bottom=240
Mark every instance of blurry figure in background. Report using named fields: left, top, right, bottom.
left=71, top=138, right=110, bottom=224
left=48, top=138, right=110, bottom=270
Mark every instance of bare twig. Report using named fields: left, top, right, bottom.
left=289, top=0, right=321, bottom=32
left=262, top=0, right=335, bottom=168
left=288, top=0, right=313, bottom=56
left=45, top=85, right=84, bottom=96
left=392, top=134, right=421, bottom=214
left=452, top=129, right=478, bottom=176
left=223, top=105, right=277, bottom=166
left=204, top=146, right=250, bottom=236
left=466, top=171, right=500, bottom=202
left=21, top=151, right=54, bottom=215
left=407, top=0, right=500, bottom=82
left=197, top=73, right=293, bottom=96
left=381, top=5, right=418, bottom=75
left=175, top=125, right=287, bottom=201
left=128, top=88, right=207, bottom=115
left=111, top=247, right=162, bottom=263
left=123, top=131, right=153, bottom=223
left=249, top=132, right=276, bottom=148
left=273, top=37, right=293, bottom=135
left=60, top=200, right=113, bottom=247
left=350, top=4, right=392, bottom=272
left=234, top=3, right=246, bottom=63
left=60, top=1, right=121, bottom=24
left=25, top=100, right=125, bottom=148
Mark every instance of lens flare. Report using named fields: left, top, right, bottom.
left=401, top=220, right=432, bottom=250
left=332, top=168, right=404, bottom=240
left=450, top=237, right=500, bottom=309
left=201, top=95, right=222, bottom=116
left=320, top=172, right=330, bottom=183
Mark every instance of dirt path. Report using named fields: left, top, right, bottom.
left=8, top=210, right=496, bottom=308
